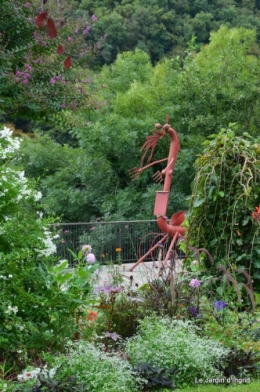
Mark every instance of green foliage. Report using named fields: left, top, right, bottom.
left=14, top=340, right=142, bottom=392
left=125, top=316, right=230, bottom=387
left=0, top=127, right=99, bottom=367
left=174, top=27, right=260, bottom=137
left=15, top=133, right=118, bottom=222
left=0, top=0, right=99, bottom=122
left=187, top=127, right=260, bottom=290
left=76, top=0, right=260, bottom=66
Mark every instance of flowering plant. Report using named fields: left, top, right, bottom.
left=189, top=278, right=201, bottom=288
left=252, top=206, right=260, bottom=223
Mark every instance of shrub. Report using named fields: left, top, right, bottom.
left=14, top=341, right=142, bottom=392
left=0, top=127, right=99, bottom=367
left=187, top=128, right=260, bottom=291
left=125, top=316, right=230, bottom=387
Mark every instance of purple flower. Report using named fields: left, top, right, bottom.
left=91, top=15, right=98, bottom=22
left=24, top=2, right=30, bottom=8
left=50, top=78, right=56, bottom=85
left=105, top=331, right=121, bottom=341
left=189, top=279, right=200, bottom=288
left=86, top=253, right=96, bottom=264
left=93, top=284, right=123, bottom=295
left=25, top=64, right=33, bottom=71
left=83, top=26, right=91, bottom=34
left=16, top=71, right=24, bottom=77
left=186, top=306, right=198, bottom=317
left=214, top=301, right=227, bottom=311
left=22, top=79, right=28, bottom=84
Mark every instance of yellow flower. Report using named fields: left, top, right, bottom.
left=116, top=248, right=121, bottom=252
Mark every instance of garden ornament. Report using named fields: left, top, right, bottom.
left=129, top=115, right=186, bottom=271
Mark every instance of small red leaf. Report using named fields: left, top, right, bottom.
left=64, top=56, right=72, bottom=69
left=47, top=18, right=57, bottom=39
left=36, top=12, right=48, bottom=28
left=57, top=45, right=64, bottom=55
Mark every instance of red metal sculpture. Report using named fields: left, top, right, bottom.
left=129, top=115, right=186, bottom=271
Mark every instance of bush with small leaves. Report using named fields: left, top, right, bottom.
left=14, top=340, right=143, bottom=392
left=125, top=316, right=230, bottom=387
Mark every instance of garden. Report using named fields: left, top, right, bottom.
left=0, top=123, right=260, bottom=391
left=1, top=1, right=260, bottom=391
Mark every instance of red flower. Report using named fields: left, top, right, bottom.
left=252, top=206, right=260, bottom=222
left=36, top=11, right=48, bottom=28
left=56, top=45, right=64, bottom=55
left=87, top=310, right=98, bottom=322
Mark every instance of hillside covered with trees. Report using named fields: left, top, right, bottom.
left=1, top=0, right=260, bottom=223
left=71, top=0, right=260, bottom=66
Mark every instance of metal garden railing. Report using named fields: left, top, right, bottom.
left=50, top=220, right=164, bottom=266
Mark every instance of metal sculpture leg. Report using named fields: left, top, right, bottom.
left=129, top=234, right=168, bottom=271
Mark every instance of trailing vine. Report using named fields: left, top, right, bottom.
left=187, top=127, right=260, bottom=292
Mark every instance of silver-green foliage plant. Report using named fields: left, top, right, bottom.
left=125, top=316, right=230, bottom=387
left=39, top=340, right=141, bottom=392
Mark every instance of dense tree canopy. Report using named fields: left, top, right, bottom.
left=2, top=1, right=260, bottom=224
left=15, top=26, right=260, bottom=222
left=72, top=0, right=260, bottom=66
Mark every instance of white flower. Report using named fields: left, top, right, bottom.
left=35, top=235, right=57, bottom=257
left=34, top=191, right=42, bottom=201
left=17, top=368, right=41, bottom=382
left=0, top=127, right=20, bottom=159
left=36, top=211, right=43, bottom=219
left=5, top=305, right=18, bottom=315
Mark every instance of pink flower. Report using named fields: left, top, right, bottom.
left=22, top=79, right=28, bottom=84
left=105, top=331, right=121, bottom=341
left=91, top=15, right=98, bottom=22
left=83, top=26, right=91, bottom=34
left=91, top=226, right=95, bottom=231
left=82, top=244, right=92, bottom=253
left=24, top=2, right=30, bottom=7
left=25, top=64, right=33, bottom=71
left=189, top=278, right=200, bottom=288
left=67, top=36, right=72, bottom=42
left=50, top=78, right=56, bottom=85
left=86, top=253, right=96, bottom=264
